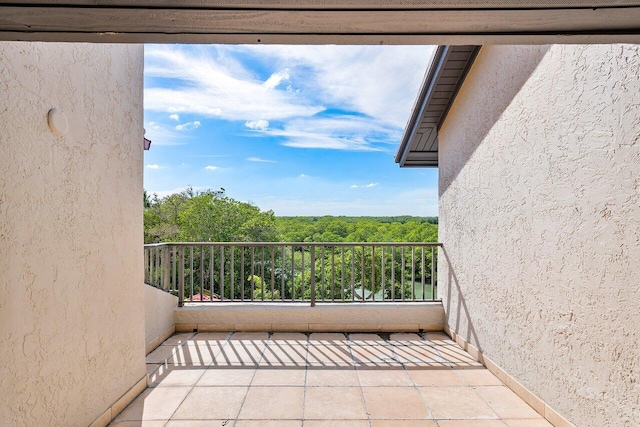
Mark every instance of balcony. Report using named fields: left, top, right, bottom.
left=109, top=331, right=551, bottom=425
left=120, top=242, right=553, bottom=426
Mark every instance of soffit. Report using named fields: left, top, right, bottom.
left=395, top=45, right=480, bottom=168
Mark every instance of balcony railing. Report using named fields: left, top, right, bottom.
left=144, top=242, right=440, bottom=307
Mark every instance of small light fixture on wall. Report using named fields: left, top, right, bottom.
left=47, top=108, right=68, bottom=136
left=144, top=128, right=152, bottom=151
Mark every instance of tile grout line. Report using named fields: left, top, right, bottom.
left=349, top=333, right=374, bottom=427
left=392, top=335, right=439, bottom=424
left=232, top=331, right=268, bottom=425
left=163, top=331, right=232, bottom=423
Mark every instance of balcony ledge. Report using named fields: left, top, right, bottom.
left=174, top=301, right=444, bottom=333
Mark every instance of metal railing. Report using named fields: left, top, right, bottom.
left=144, top=242, right=441, bottom=307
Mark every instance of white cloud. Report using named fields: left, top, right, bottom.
left=262, top=115, right=401, bottom=151
left=247, top=157, right=277, bottom=163
left=350, top=183, right=378, bottom=189
left=245, top=119, right=269, bottom=131
left=176, top=121, right=201, bottom=131
left=241, top=45, right=434, bottom=128
left=146, top=164, right=166, bottom=170
left=144, top=44, right=434, bottom=152
left=204, top=165, right=220, bottom=171
left=144, top=121, right=188, bottom=146
left=299, top=174, right=308, bottom=178
left=144, top=45, right=323, bottom=121
left=169, top=113, right=180, bottom=121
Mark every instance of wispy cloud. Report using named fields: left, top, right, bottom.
left=204, top=165, right=220, bottom=171
left=176, top=121, right=201, bottom=131
left=245, top=119, right=269, bottom=131
left=145, top=45, right=323, bottom=121
left=261, top=115, right=400, bottom=151
left=144, top=121, right=188, bottom=146
left=247, top=157, right=277, bottom=163
left=169, top=113, right=180, bottom=121
left=350, top=183, right=378, bottom=189
left=146, top=164, right=166, bottom=170
left=144, top=44, right=433, bottom=152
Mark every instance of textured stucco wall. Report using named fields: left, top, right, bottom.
left=439, top=44, right=640, bottom=426
left=0, top=42, right=145, bottom=426
left=145, top=284, right=177, bottom=347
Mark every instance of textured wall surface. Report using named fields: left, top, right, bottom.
left=439, top=44, right=640, bottom=426
left=145, top=284, right=177, bottom=347
left=0, top=42, right=145, bottom=426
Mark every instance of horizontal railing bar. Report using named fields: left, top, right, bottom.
left=145, top=241, right=442, bottom=247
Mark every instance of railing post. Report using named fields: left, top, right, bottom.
left=178, top=246, right=185, bottom=307
left=162, top=245, right=171, bottom=291
left=309, top=245, right=316, bottom=307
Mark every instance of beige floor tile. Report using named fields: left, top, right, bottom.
left=503, top=419, right=553, bottom=426
left=196, top=367, right=256, bottom=386
left=308, top=333, right=349, bottom=345
left=166, top=421, right=233, bottom=427
left=238, top=387, right=304, bottom=419
left=307, top=344, right=354, bottom=367
left=109, top=421, right=168, bottom=427
left=305, top=421, right=369, bottom=427
left=235, top=421, right=303, bottom=427
left=389, top=333, right=429, bottom=345
left=146, top=345, right=184, bottom=364
left=423, top=332, right=452, bottom=344
left=357, top=367, right=413, bottom=386
left=179, top=341, right=223, bottom=366
left=418, top=386, right=497, bottom=419
left=406, top=368, right=467, bottom=387
left=393, top=346, right=446, bottom=364
left=148, top=367, right=207, bottom=387
left=306, top=367, right=359, bottom=387
left=455, top=368, right=503, bottom=386
left=371, top=421, right=437, bottom=427
left=229, top=332, right=270, bottom=342
left=146, top=364, right=162, bottom=376
left=269, top=332, right=308, bottom=343
left=362, top=387, right=431, bottom=420
left=435, top=345, right=483, bottom=367
left=252, top=368, right=306, bottom=386
left=161, top=333, right=196, bottom=346
left=437, top=421, right=506, bottom=427
left=349, top=333, right=386, bottom=345
left=212, top=341, right=265, bottom=367
left=260, top=344, right=307, bottom=367
left=474, top=386, right=541, bottom=419
left=304, top=386, right=367, bottom=420
left=351, top=345, right=399, bottom=365
left=192, top=332, right=232, bottom=343
left=114, top=387, right=191, bottom=421
left=171, top=386, right=248, bottom=420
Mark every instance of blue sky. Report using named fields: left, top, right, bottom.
left=143, top=44, right=438, bottom=216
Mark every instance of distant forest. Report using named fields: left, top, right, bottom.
left=144, top=187, right=438, bottom=244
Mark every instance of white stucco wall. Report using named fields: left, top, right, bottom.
left=0, top=42, right=145, bottom=426
left=439, top=44, right=640, bottom=426
left=145, top=284, right=178, bottom=349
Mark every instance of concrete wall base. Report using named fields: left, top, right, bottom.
left=175, top=302, right=444, bottom=333
left=88, top=375, right=147, bottom=427
left=444, top=326, right=575, bottom=427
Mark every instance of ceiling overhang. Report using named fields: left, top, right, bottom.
left=395, top=45, right=480, bottom=168
left=1, top=1, right=640, bottom=43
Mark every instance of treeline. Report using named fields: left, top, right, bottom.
left=144, top=188, right=438, bottom=244
left=276, top=216, right=437, bottom=243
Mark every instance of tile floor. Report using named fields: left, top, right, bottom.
left=110, top=332, right=552, bottom=427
